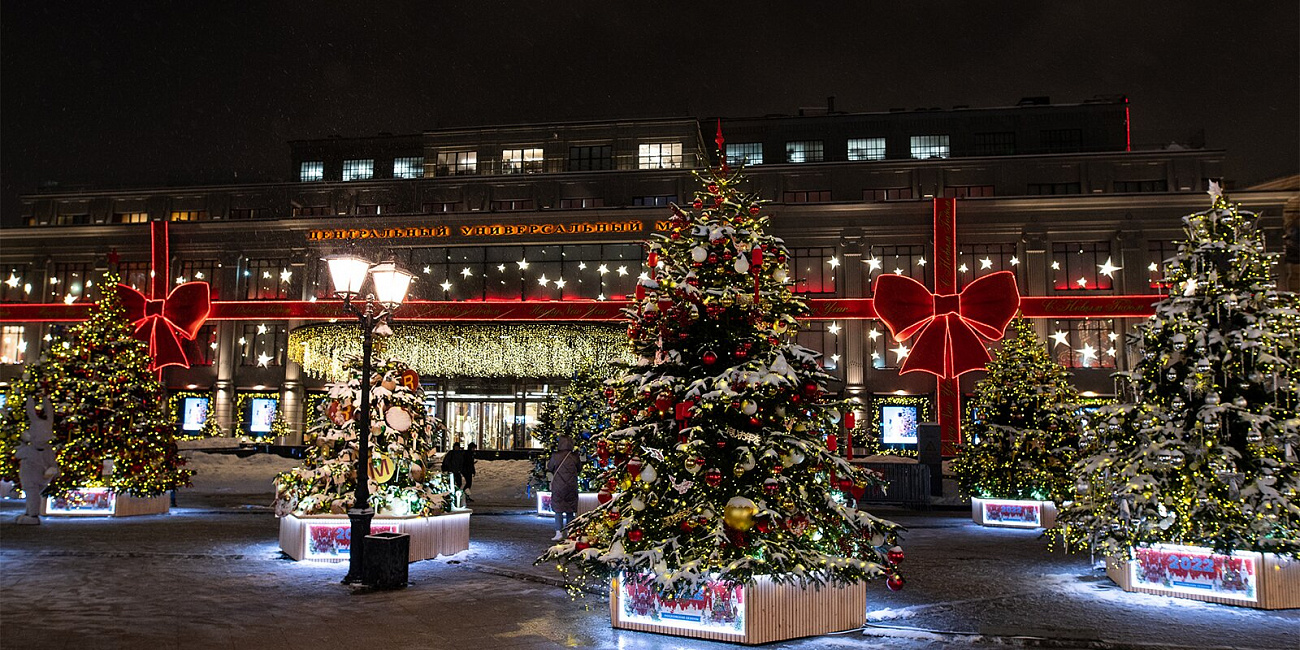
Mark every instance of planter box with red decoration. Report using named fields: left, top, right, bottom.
left=1106, top=543, right=1300, bottom=610
left=535, top=491, right=601, bottom=517
left=278, top=511, right=470, bottom=562
left=42, top=487, right=169, bottom=517
left=609, top=573, right=868, bottom=645
left=970, top=497, right=1057, bottom=529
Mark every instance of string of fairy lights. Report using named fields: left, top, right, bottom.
left=289, top=323, right=634, bottom=381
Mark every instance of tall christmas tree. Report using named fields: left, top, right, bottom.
left=540, top=140, right=904, bottom=595
left=275, top=357, right=455, bottom=517
left=528, top=371, right=616, bottom=495
left=0, top=273, right=192, bottom=497
left=953, top=317, right=1081, bottom=503
left=1055, top=186, right=1300, bottom=558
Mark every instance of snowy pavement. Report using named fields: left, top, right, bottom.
left=1, top=456, right=1296, bottom=650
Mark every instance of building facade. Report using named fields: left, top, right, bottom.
left=3, top=97, right=1295, bottom=452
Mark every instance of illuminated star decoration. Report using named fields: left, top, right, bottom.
left=1182, top=278, right=1198, bottom=296
left=893, top=267, right=904, bottom=275
left=537, top=274, right=550, bottom=287
left=63, top=293, right=75, bottom=305
left=1050, top=331, right=1070, bottom=347
left=616, top=265, right=628, bottom=276
left=867, top=328, right=881, bottom=341
left=423, top=266, right=432, bottom=275
left=1097, top=257, right=1121, bottom=277
left=958, top=263, right=969, bottom=273
left=597, top=264, right=609, bottom=275
left=238, top=337, right=247, bottom=346
left=554, top=278, right=567, bottom=289
left=440, top=280, right=453, bottom=292
left=461, top=267, right=473, bottom=278
left=1051, top=261, right=1061, bottom=270
left=830, top=354, right=840, bottom=364
left=257, top=323, right=267, bottom=335
left=827, top=323, right=840, bottom=335
left=866, top=257, right=882, bottom=272
left=578, top=261, right=587, bottom=271
left=4, top=273, right=19, bottom=288
left=176, top=276, right=186, bottom=285
left=917, top=257, right=927, bottom=267
left=1076, top=277, right=1089, bottom=287
left=280, top=269, right=293, bottom=283
left=257, top=353, right=273, bottom=367
left=891, top=344, right=910, bottom=361
left=496, top=264, right=506, bottom=273
left=1009, top=256, right=1020, bottom=266
left=1105, top=347, right=1117, bottom=357
left=262, top=271, right=272, bottom=279
left=828, top=256, right=840, bottom=269
left=1148, top=262, right=1159, bottom=272
left=1207, top=179, right=1223, bottom=201
left=195, top=271, right=205, bottom=279
left=1078, top=344, right=1098, bottom=365
left=517, top=259, right=529, bottom=270
left=979, top=257, right=993, bottom=270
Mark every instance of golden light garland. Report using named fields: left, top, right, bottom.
left=290, top=323, right=633, bottom=380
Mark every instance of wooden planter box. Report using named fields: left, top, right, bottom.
left=1107, top=544, right=1300, bottom=610
left=278, top=510, right=470, bottom=562
left=535, top=491, right=601, bottom=516
left=610, top=574, right=867, bottom=644
left=42, top=488, right=169, bottom=517
left=970, top=497, right=1057, bottom=529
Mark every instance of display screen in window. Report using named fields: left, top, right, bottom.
left=881, top=405, right=919, bottom=445
left=250, top=398, right=278, bottom=433
left=181, top=397, right=210, bottom=432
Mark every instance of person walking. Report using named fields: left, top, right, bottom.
left=441, top=442, right=464, bottom=490
left=546, top=435, right=579, bottom=541
left=461, top=442, right=477, bottom=502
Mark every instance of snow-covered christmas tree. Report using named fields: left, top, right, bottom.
left=1055, top=185, right=1300, bottom=558
left=953, top=317, right=1081, bottom=503
left=0, top=273, right=192, bottom=497
left=274, top=357, right=455, bottom=517
left=527, top=371, right=615, bottom=495
left=540, top=140, right=904, bottom=596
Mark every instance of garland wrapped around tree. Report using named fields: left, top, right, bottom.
left=1054, top=187, right=1300, bottom=558
left=953, top=318, right=1081, bottom=503
left=0, top=273, right=192, bottom=497
left=274, top=357, right=455, bottom=517
left=539, top=145, right=904, bottom=596
left=527, top=371, right=616, bottom=495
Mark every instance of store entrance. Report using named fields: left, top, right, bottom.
left=430, top=380, right=552, bottom=451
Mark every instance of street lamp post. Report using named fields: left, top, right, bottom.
left=324, top=256, right=414, bottom=585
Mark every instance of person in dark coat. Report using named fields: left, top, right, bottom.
left=441, top=442, right=464, bottom=491
left=460, top=442, right=477, bottom=502
left=546, top=435, right=579, bottom=541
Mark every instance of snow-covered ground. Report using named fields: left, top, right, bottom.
left=179, top=451, right=535, bottom=508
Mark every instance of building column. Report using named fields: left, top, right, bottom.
left=281, top=319, right=306, bottom=445
left=214, top=321, right=237, bottom=437
left=1022, top=230, right=1050, bottom=340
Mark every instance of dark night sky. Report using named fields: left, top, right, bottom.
left=2, top=2, right=1297, bottom=226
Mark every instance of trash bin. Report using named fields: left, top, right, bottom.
left=362, top=531, right=410, bottom=589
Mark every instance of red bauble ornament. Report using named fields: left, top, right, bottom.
left=707, top=253, right=718, bottom=264
left=626, top=457, right=643, bottom=477
left=692, top=200, right=703, bottom=209
left=763, top=480, right=779, bottom=494
left=604, top=387, right=615, bottom=399
left=705, top=469, right=722, bottom=486
left=755, top=519, right=772, bottom=533
left=791, top=393, right=801, bottom=403
left=628, top=529, right=644, bottom=542
left=716, top=439, right=728, bottom=449
left=827, top=434, right=838, bottom=452
left=647, top=252, right=658, bottom=268
left=597, top=490, right=612, bottom=505
left=887, top=548, right=905, bottom=565
left=713, top=196, right=723, bottom=206
left=886, top=574, right=905, bottom=591
left=707, top=184, right=718, bottom=193
left=838, top=477, right=853, bottom=491
left=749, top=206, right=760, bottom=215
left=694, top=455, right=707, bottom=467
left=607, top=510, right=621, bottom=522
left=803, top=381, right=819, bottom=396
left=654, top=395, right=673, bottom=412
left=671, top=232, right=681, bottom=240
left=575, top=540, right=591, bottom=551
left=735, top=348, right=748, bottom=359
left=635, top=284, right=646, bottom=301
left=702, top=351, right=718, bottom=365
left=749, top=416, right=761, bottom=427
left=850, top=484, right=866, bottom=499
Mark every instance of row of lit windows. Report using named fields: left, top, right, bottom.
left=301, top=143, right=687, bottom=182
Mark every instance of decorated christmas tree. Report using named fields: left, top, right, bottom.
left=0, top=274, right=192, bottom=497
left=539, top=139, right=904, bottom=595
left=274, top=357, right=455, bottom=517
left=528, top=372, right=616, bottom=495
left=1055, top=185, right=1300, bottom=558
left=953, top=317, right=1081, bottom=503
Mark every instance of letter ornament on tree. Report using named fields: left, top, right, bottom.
left=539, top=131, right=904, bottom=601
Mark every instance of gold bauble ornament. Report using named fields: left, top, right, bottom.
left=723, top=496, right=757, bottom=531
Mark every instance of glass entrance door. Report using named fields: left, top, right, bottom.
left=445, top=399, right=519, bottom=450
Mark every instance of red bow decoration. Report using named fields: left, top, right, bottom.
left=872, top=271, right=1020, bottom=378
left=118, top=282, right=211, bottom=370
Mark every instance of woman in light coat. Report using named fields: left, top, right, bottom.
left=546, top=435, right=579, bottom=541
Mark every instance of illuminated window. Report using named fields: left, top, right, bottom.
left=355, top=204, right=398, bottom=215
left=796, top=321, right=841, bottom=379
left=244, top=259, right=296, bottom=300
left=291, top=205, right=332, bottom=217
left=863, top=188, right=913, bottom=202
left=782, top=190, right=831, bottom=203
left=865, top=319, right=904, bottom=370
left=241, top=323, right=287, bottom=366
left=568, top=145, right=613, bottom=171
left=789, top=246, right=837, bottom=294
left=1027, top=182, right=1081, bottom=195
left=0, top=265, right=31, bottom=302
left=971, top=132, right=1016, bottom=156
left=958, top=243, right=1018, bottom=290
left=1048, top=319, right=1116, bottom=369
left=54, top=214, right=90, bottom=225
left=169, top=210, right=207, bottom=222
left=847, top=138, right=886, bottom=161
left=1041, top=129, right=1082, bottom=153
left=785, top=140, right=824, bottom=163
left=559, top=197, right=605, bottom=209
left=638, top=142, right=683, bottom=169
left=114, top=212, right=150, bottom=224
left=491, top=199, right=534, bottom=212
left=48, top=263, right=92, bottom=302
left=436, top=151, right=477, bottom=175
left=342, top=159, right=374, bottom=181
left=174, top=259, right=223, bottom=299
left=865, top=244, right=931, bottom=289
left=502, top=148, right=544, bottom=174
left=632, top=195, right=676, bottom=207
left=909, top=135, right=950, bottom=159
left=1114, top=179, right=1169, bottom=193
left=943, top=185, right=995, bottom=198
left=117, top=261, right=151, bottom=293
left=1148, top=239, right=1179, bottom=291
left=727, top=143, right=763, bottom=166
left=423, top=201, right=464, bottom=213
left=0, top=325, right=25, bottom=364
left=393, top=157, right=424, bottom=179
left=300, top=161, right=324, bottom=182
left=1052, top=242, right=1114, bottom=292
